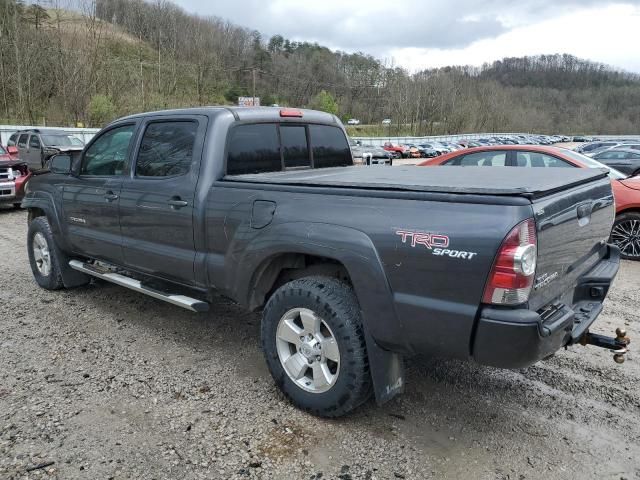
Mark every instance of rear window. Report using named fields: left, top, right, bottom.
left=226, top=124, right=282, bottom=175
left=227, top=123, right=352, bottom=175
left=280, top=125, right=309, bottom=168
left=310, top=125, right=351, bottom=168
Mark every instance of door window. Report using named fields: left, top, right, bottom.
left=280, top=125, right=310, bottom=169
left=135, top=121, right=198, bottom=177
left=7, top=134, right=17, bottom=147
left=17, top=134, right=28, bottom=148
left=449, top=151, right=506, bottom=166
left=309, top=125, right=351, bottom=168
left=80, top=125, right=135, bottom=176
left=29, top=135, right=41, bottom=149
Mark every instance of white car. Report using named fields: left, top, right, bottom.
left=381, top=119, right=391, bottom=125
left=347, top=119, right=360, bottom=125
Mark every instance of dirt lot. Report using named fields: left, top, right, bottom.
left=1, top=206, right=639, bottom=480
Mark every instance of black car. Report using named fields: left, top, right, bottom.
left=592, top=148, right=640, bottom=176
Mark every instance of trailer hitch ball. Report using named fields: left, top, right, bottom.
left=580, top=327, right=630, bottom=364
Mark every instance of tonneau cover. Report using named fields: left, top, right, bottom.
left=224, top=166, right=609, bottom=198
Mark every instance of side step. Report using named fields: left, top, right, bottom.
left=68, top=260, right=209, bottom=313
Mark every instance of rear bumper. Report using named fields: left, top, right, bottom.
left=472, top=245, right=620, bottom=368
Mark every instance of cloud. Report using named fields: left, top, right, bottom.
left=171, top=0, right=640, bottom=71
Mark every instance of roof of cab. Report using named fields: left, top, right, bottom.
left=114, top=106, right=340, bottom=125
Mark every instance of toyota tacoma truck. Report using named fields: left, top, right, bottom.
left=22, top=107, right=627, bottom=417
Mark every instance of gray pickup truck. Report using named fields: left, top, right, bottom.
left=23, top=107, right=628, bottom=417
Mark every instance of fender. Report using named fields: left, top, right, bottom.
left=23, top=192, right=88, bottom=288
left=228, top=222, right=406, bottom=405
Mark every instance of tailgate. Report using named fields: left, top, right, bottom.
left=528, top=176, right=615, bottom=311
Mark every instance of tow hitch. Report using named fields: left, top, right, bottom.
left=579, top=328, right=630, bottom=363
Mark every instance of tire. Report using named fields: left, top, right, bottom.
left=261, top=276, right=372, bottom=417
left=27, top=216, right=65, bottom=290
left=610, top=212, right=640, bottom=260
left=13, top=203, right=22, bottom=209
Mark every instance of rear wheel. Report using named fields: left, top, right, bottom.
left=13, top=203, right=21, bottom=209
left=611, top=212, right=640, bottom=260
left=261, top=276, right=372, bottom=417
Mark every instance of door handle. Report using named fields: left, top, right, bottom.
left=104, top=191, right=119, bottom=202
left=168, top=198, right=188, bottom=209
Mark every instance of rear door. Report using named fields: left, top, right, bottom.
left=119, top=115, right=206, bottom=285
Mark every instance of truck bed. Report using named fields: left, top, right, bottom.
left=225, top=166, right=608, bottom=199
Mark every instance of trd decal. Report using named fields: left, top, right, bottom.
left=395, top=230, right=449, bottom=249
left=396, top=229, right=477, bottom=260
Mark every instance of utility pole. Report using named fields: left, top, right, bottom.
left=252, top=68, right=257, bottom=106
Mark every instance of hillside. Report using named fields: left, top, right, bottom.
left=0, top=0, right=639, bottom=135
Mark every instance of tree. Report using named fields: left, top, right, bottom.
left=310, top=90, right=338, bottom=115
left=88, top=94, right=116, bottom=127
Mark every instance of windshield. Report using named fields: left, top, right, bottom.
left=561, top=149, right=626, bottom=179
left=41, top=134, right=78, bottom=147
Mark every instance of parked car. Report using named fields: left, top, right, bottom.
left=416, top=144, right=439, bottom=157
left=419, top=145, right=640, bottom=259
left=347, top=119, right=360, bottom=125
left=14, top=129, right=84, bottom=171
left=350, top=140, right=393, bottom=166
left=382, top=142, right=406, bottom=158
left=591, top=149, right=640, bottom=176
left=381, top=119, right=391, bottom=125
left=0, top=146, right=31, bottom=208
left=577, top=141, right=620, bottom=154
left=22, top=107, right=625, bottom=417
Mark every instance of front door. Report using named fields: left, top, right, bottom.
left=62, top=123, right=137, bottom=264
left=119, top=116, right=205, bottom=285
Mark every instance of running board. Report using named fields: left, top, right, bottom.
left=68, top=260, right=209, bottom=312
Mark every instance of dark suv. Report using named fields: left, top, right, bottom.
left=11, top=129, right=84, bottom=171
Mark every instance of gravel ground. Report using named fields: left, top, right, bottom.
left=1, top=206, right=639, bottom=480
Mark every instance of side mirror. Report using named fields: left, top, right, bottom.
left=49, top=154, right=72, bottom=174
left=7, top=146, right=18, bottom=155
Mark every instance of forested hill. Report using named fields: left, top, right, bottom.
left=1, top=0, right=639, bottom=135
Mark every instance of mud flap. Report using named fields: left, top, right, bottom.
left=364, top=328, right=405, bottom=405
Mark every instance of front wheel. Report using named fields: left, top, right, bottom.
left=261, top=276, right=372, bottom=417
left=27, top=216, right=66, bottom=289
left=611, top=212, right=640, bottom=260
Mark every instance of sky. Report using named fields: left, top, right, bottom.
left=171, top=0, right=640, bottom=73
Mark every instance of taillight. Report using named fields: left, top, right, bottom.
left=482, top=218, right=537, bottom=305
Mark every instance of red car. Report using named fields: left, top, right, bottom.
left=382, top=142, right=407, bottom=158
left=419, top=145, right=640, bottom=260
left=0, top=145, right=31, bottom=208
